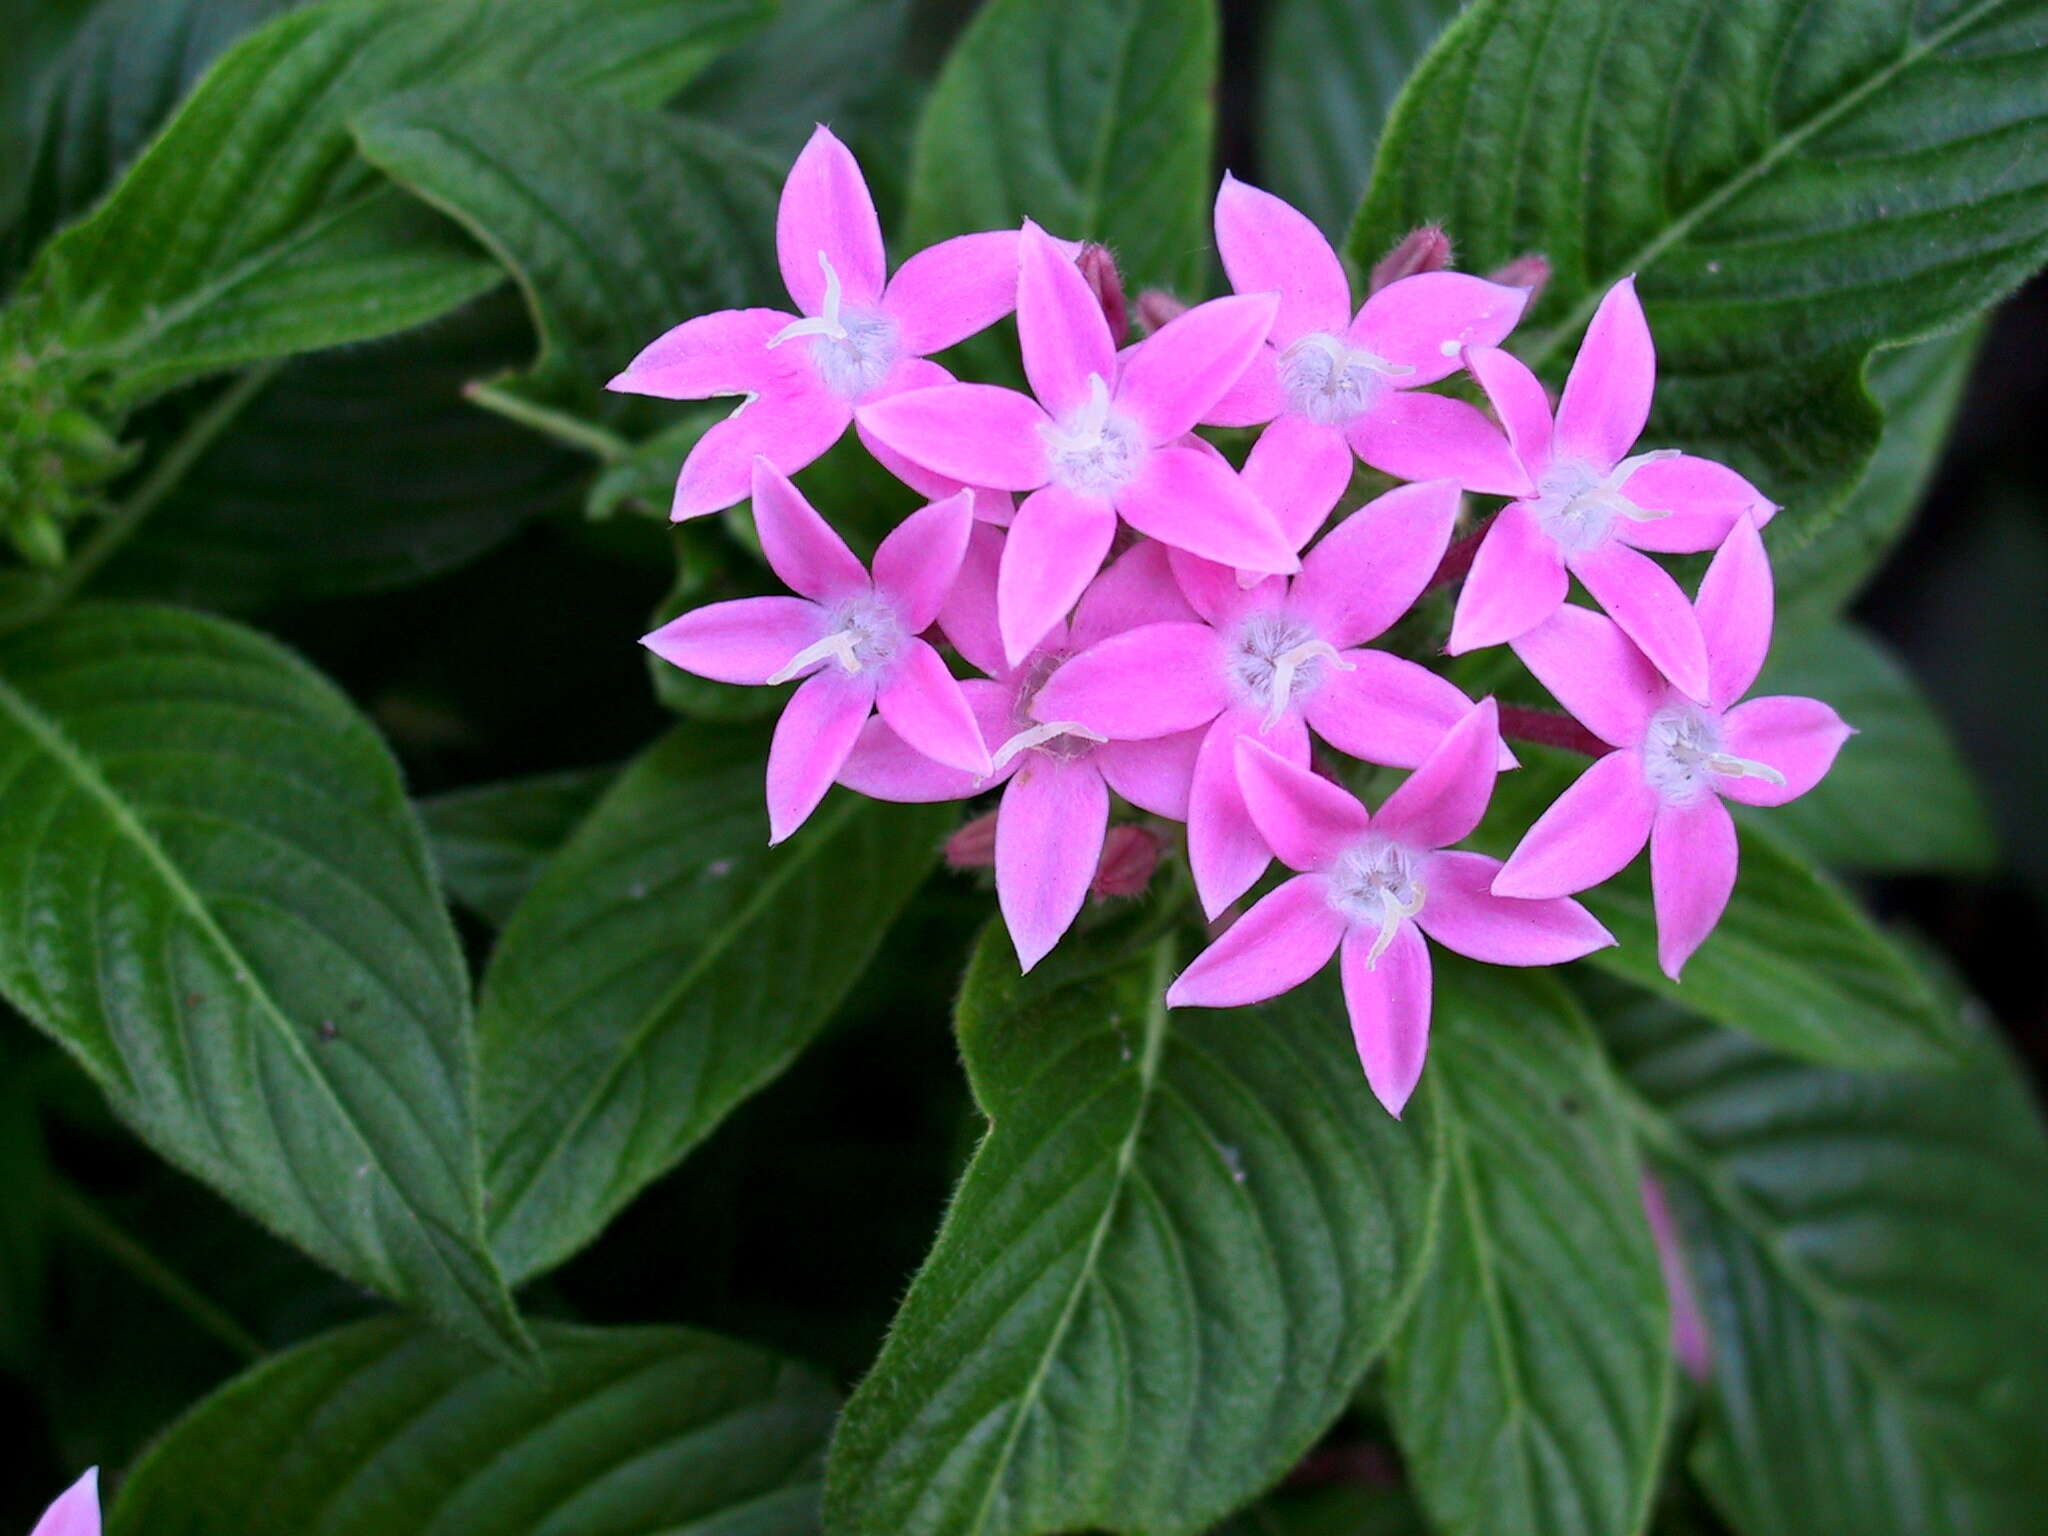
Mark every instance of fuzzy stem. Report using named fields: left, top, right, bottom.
left=1499, top=704, right=1607, bottom=756
left=1426, top=512, right=1494, bottom=592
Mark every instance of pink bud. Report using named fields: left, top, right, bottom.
left=1640, top=1173, right=1712, bottom=1384
left=1489, top=251, right=1551, bottom=307
left=1368, top=224, right=1453, bottom=293
left=1077, top=244, right=1128, bottom=343
left=944, top=810, right=999, bottom=870
left=1133, top=288, right=1188, bottom=335
left=1090, top=825, right=1161, bottom=898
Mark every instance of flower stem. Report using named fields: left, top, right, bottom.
left=465, top=379, right=630, bottom=462
left=1426, top=513, right=1494, bottom=592
left=1499, top=704, right=1607, bottom=756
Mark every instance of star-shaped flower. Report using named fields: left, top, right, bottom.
left=31, top=1470, right=98, bottom=1536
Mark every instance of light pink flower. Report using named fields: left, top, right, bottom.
left=643, top=459, right=989, bottom=843
left=31, top=1471, right=98, bottom=1536
left=838, top=532, right=1202, bottom=969
left=1029, top=480, right=1508, bottom=917
left=1166, top=701, right=1612, bottom=1116
left=856, top=221, right=1298, bottom=665
left=1206, top=175, right=1532, bottom=531
left=610, top=126, right=1026, bottom=520
left=1450, top=277, right=1777, bottom=701
left=1493, top=517, right=1851, bottom=978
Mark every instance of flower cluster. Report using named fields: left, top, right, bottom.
left=623, top=127, right=1851, bottom=1117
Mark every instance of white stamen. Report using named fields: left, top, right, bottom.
left=1263, top=639, right=1352, bottom=731
left=1365, top=880, right=1428, bottom=969
left=769, top=251, right=850, bottom=347
left=986, top=719, right=1107, bottom=776
left=766, top=629, right=865, bottom=686
left=1039, top=374, right=1140, bottom=494
left=1277, top=332, right=1416, bottom=427
left=1706, top=752, right=1787, bottom=787
left=1327, top=836, right=1428, bottom=963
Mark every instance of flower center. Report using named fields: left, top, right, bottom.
left=1529, top=450, right=1679, bottom=553
left=1039, top=373, right=1142, bottom=495
left=1327, top=836, right=1428, bottom=967
left=767, top=591, right=904, bottom=685
left=993, top=650, right=1105, bottom=773
left=1277, top=332, right=1412, bottom=428
left=1226, top=610, right=1353, bottom=729
left=769, top=251, right=899, bottom=401
left=1640, top=701, right=1786, bottom=804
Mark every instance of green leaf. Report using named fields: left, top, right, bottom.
left=905, top=0, right=1218, bottom=295
left=1606, top=995, right=2048, bottom=1536
left=109, top=1316, right=838, bottom=1535
left=1255, top=0, right=1464, bottom=238
left=0, top=603, right=524, bottom=1357
left=19, top=0, right=772, bottom=400
left=1748, top=622, right=1996, bottom=874
left=1386, top=960, right=1670, bottom=1536
left=478, top=726, right=950, bottom=1283
left=418, top=763, right=616, bottom=927
left=824, top=924, right=1445, bottom=1536
left=1348, top=0, right=2048, bottom=554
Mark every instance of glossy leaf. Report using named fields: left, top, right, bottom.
left=479, top=726, right=949, bottom=1282
left=419, top=763, right=616, bottom=927
left=110, top=1316, right=838, bottom=1535
left=824, top=925, right=1445, bottom=1536
left=0, top=604, right=524, bottom=1357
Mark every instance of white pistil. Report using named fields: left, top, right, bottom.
left=767, top=629, right=865, bottom=686
left=1705, top=752, right=1787, bottom=787
left=986, top=720, right=1107, bottom=777
left=1263, top=639, right=1352, bottom=731
left=769, top=251, right=850, bottom=348
left=1365, top=880, right=1428, bottom=969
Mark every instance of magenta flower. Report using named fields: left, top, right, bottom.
left=1206, top=175, right=1532, bottom=515
left=643, top=459, right=989, bottom=843
left=838, top=531, right=1203, bottom=969
left=1492, top=516, right=1851, bottom=978
left=1029, top=480, right=1507, bottom=917
left=1166, top=701, right=1613, bottom=1116
left=1450, top=277, right=1777, bottom=701
left=31, top=1471, right=97, bottom=1536
left=609, top=126, right=1026, bottom=520
left=856, top=221, right=1298, bottom=665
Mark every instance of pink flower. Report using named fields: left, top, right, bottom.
left=1166, top=701, right=1613, bottom=1116
left=643, top=459, right=989, bottom=843
left=1492, top=516, right=1851, bottom=978
left=31, top=1471, right=98, bottom=1536
left=856, top=222, right=1298, bottom=665
left=1029, top=480, right=1507, bottom=917
left=1451, top=277, right=1777, bottom=701
left=838, top=532, right=1202, bottom=969
left=1206, top=175, right=1532, bottom=530
left=610, top=126, right=1026, bottom=520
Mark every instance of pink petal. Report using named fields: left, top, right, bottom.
left=858, top=357, right=971, bottom=500
left=767, top=670, right=874, bottom=843
left=778, top=125, right=885, bottom=313
left=1571, top=540, right=1711, bottom=702
left=1373, top=697, right=1502, bottom=851
left=1417, top=850, right=1615, bottom=964
left=1465, top=343, right=1553, bottom=477
left=1492, top=748, right=1657, bottom=897
left=607, top=308, right=800, bottom=399
left=1235, top=733, right=1371, bottom=871
left=1349, top=390, right=1532, bottom=497
left=1293, top=478, right=1460, bottom=648
left=1017, top=220, right=1117, bottom=418
left=1167, top=549, right=1278, bottom=628
left=1718, top=696, right=1853, bottom=807
left=1067, top=538, right=1198, bottom=650
left=673, top=383, right=850, bottom=520
left=1339, top=923, right=1432, bottom=1118
left=1190, top=708, right=1309, bottom=916
left=1117, top=292, right=1280, bottom=444
left=1115, top=445, right=1298, bottom=573
left=1351, top=271, right=1530, bottom=387
left=1509, top=602, right=1667, bottom=748
left=1213, top=173, right=1351, bottom=346
left=642, top=596, right=826, bottom=685
left=1554, top=275, right=1654, bottom=471
left=937, top=522, right=1013, bottom=678
left=1031, top=621, right=1232, bottom=740
left=1304, top=650, right=1503, bottom=769
left=997, top=755, right=1109, bottom=970
left=875, top=490, right=975, bottom=632
left=1166, top=874, right=1346, bottom=1010
left=1096, top=731, right=1202, bottom=819
left=1651, top=795, right=1738, bottom=979
left=884, top=229, right=1025, bottom=356
left=30, top=1470, right=98, bottom=1536
left=751, top=459, right=868, bottom=601
left=998, top=486, right=1119, bottom=666
left=1202, top=344, right=1286, bottom=428
left=838, top=680, right=1015, bottom=802
left=1694, top=514, right=1773, bottom=711
left=1446, top=501, right=1568, bottom=654
left=1242, top=412, right=1354, bottom=550
left=856, top=383, right=1051, bottom=492
left=876, top=637, right=991, bottom=775
left=1616, top=453, right=1777, bottom=553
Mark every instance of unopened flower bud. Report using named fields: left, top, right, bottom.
left=1489, top=252, right=1551, bottom=307
left=9, top=510, right=67, bottom=570
left=1133, top=288, right=1188, bottom=335
left=1077, top=244, right=1127, bottom=343
left=1090, top=825, right=1161, bottom=899
left=1641, top=1174, right=1711, bottom=1384
left=1368, top=224, right=1453, bottom=293
left=944, top=810, right=1000, bottom=870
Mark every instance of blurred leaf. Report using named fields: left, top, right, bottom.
left=479, top=726, right=950, bottom=1283
left=824, top=924, right=1445, bottom=1536
left=418, top=763, right=616, bottom=926
left=1209, top=1480, right=1430, bottom=1536
left=0, top=604, right=524, bottom=1358
left=1606, top=994, right=2048, bottom=1536
left=0, top=1029, right=48, bottom=1375
left=110, top=1316, right=838, bottom=1535
left=1350, top=0, right=2048, bottom=569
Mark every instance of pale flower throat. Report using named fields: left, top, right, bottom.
left=770, top=251, right=899, bottom=400
left=1328, top=837, right=1427, bottom=968
left=1277, top=332, right=1413, bottom=428
left=1228, top=611, right=1352, bottom=729
left=1529, top=449, right=1680, bottom=552
left=992, top=651, right=1104, bottom=777
left=1039, top=374, right=1142, bottom=495
left=1641, top=701, right=1786, bottom=804
left=767, top=592, right=904, bottom=686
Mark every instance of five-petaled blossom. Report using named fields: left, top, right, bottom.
left=857, top=221, right=1298, bottom=665
left=1493, top=516, right=1851, bottom=978
left=31, top=1471, right=98, bottom=1536
left=643, top=459, right=989, bottom=843
left=1451, top=276, right=1776, bottom=700
left=1167, top=701, right=1614, bottom=1116
left=1030, top=480, right=1508, bottom=917
left=610, top=126, right=1025, bottom=520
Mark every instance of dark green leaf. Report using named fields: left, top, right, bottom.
left=0, top=603, right=524, bottom=1357
left=110, top=1316, right=838, bottom=1535
left=1209, top=1481, right=1430, bottom=1536
left=419, top=763, right=616, bottom=927
left=824, top=925, right=1445, bottom=1536
left=0, top=1026, right=48, bottom=1374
